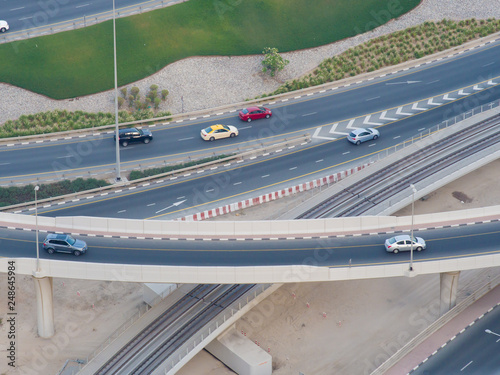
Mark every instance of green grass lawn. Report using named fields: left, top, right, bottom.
left=0, top=0, right=420, bottom=99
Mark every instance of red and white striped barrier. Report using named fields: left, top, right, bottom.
left=178, top=162, right=371, bottom=221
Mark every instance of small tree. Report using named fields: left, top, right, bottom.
left=261, top=47, right=289, bottom=77
left=130, top=86, right=140, bottom=99
left=154, top=97, right=161, bottom=109
left=150, top=84, right=158, bottom=91
left=117, top=97, right=124, bottom=108
left=120, top=87, right=127, bottom=98
left=161, top=89, right=169, bottom=101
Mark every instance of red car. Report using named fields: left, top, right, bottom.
left=238, top=106, right=272, bottom=122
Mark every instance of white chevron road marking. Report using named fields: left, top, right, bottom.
left=346, top=119, right=357, bottom=129
left=427, top=98, right=442, bottom=106
left=457, top=89, right=469, bottom=95
left=363, top=115, right=383, bottom=126
left=411, top=102, right=427, bottom=111
left=443, top=94, right=456, bottom=101
left=313, top=127, right=339, bottom=140
left=379, top=111, right=398, bottom=121
left=396, top=107, right=413, bottom=116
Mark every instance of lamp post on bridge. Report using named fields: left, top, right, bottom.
left=409, top=184, right=417, bottom=272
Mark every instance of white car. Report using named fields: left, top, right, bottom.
left=0, top=20, right=9, bottom=33
left=347, top=127, right=379, bottom=145
left=385, top=235, right=426, bottom=254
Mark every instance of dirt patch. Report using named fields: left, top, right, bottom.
left=452, top=191, right=473, bottom=203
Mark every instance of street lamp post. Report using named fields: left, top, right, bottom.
left=113, top=0, right=121, bottom=182
left=409, top=184, right=417, bottom=272
left=35, top=185, right=40, bottom=272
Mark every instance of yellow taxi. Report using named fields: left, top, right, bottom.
left=200, top=124, right=239, bottom=141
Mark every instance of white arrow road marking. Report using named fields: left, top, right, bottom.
left=396, top=107, right=413, bottom=116
left=313, top=127, right=338, bottom=140
left=379, top=111, right=397, bottom=121
left=473, top=85, right=482, bottom=91
left=443, top=94, right=456, bottom=101
left=155, top=199, right=187, bottom=214
left=386, top=80, right=421, bottom=85
left=411, top=102, right=427, bottom=111
left=363, top=115, right=383, bottom=126
left=457, top=89, right=469, bottom=95
left=487, top=80, right=498, bottom=85
left=427, top=98, right=442, bottom=106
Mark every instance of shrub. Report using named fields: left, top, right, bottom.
left=120, top=87, right=127, bottom=98
left=130, top=87, right=140, bottom=99
left=161, top=89, right=169, bottom=100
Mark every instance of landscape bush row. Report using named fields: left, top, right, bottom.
left=265, top=18, right=500, bottom=96
left=0, top=107, right=171, bottom=138
left=0, top=155, right=233, bottom=206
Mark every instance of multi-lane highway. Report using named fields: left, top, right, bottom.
left=1, top=220, right=499, bottom=267
left=412, top=305, right=500, bottom=374
left=0, top=0, right=161, bottom=32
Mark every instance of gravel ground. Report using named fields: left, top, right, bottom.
left=1, top=0, right=499, bottom=124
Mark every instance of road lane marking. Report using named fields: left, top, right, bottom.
left=460, top=361, right=473, bottom=371
left=366, top=96, right=380, bottom=101
left=261, top=175, right=270, bottom=178
left=302, top=112, right=317, bottom=116
left=178, top=137, right=193, bottom=141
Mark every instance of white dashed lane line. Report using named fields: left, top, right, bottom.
left=117, top=210, right=126, bottom=214
left=147, top=203, right=156, bottom=206
left=342, top=151, right=350, bottom=155
left=239, top=126, right=252, bottom=130
left=366, top=96, right=380, bottom=101
left=178, top=137, right=194, bottom=141
left=177, top=196, right=185, bottom=199
left=302, top=112, right=317, bottom=117
left=316, top=159, right=323, bottom=163
left=233, top=182, right=242, bottom=185
left=289, top=167, right=297, bottom=170
left=261, top=175, right=270, bottom=178
left=393, top=135, right=401, bottom=139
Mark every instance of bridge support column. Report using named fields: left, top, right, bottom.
left=32, top=274, right=54, bottom=338
left=439, top=271, right=460, bottom=316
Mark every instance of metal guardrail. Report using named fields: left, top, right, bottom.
left=0, top=134, right=310, bottom=211
left=0, top=0, right=187, bottom=45
left=370, top=275, right=500, bottom=375
left=366, top=99, right=500, bottom=165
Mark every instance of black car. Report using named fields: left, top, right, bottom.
left=42, top=234, right=88, bottom=256
left=114, top=127, right=153, bottom=147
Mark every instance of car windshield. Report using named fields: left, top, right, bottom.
left=66, top=236, right=76, bottom=245
left=241, top=109, right=249, bottom=114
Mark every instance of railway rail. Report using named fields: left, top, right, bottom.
left=94, top=284, right=255, bottom=375
left=297, top=113, right=500, bottom=219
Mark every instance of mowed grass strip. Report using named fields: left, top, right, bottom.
left=0, top=0, right=420, bottom=99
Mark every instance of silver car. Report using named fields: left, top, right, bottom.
left=347, top=127, right=380, bottom=145
left=43, top=233, right=88, bottom=256
left=384, top=235, right=426, bottom=254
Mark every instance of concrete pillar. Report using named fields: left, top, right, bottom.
left=32, top=274, right=55, bottom=338
left=439, top=271, right=460, bottom=316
